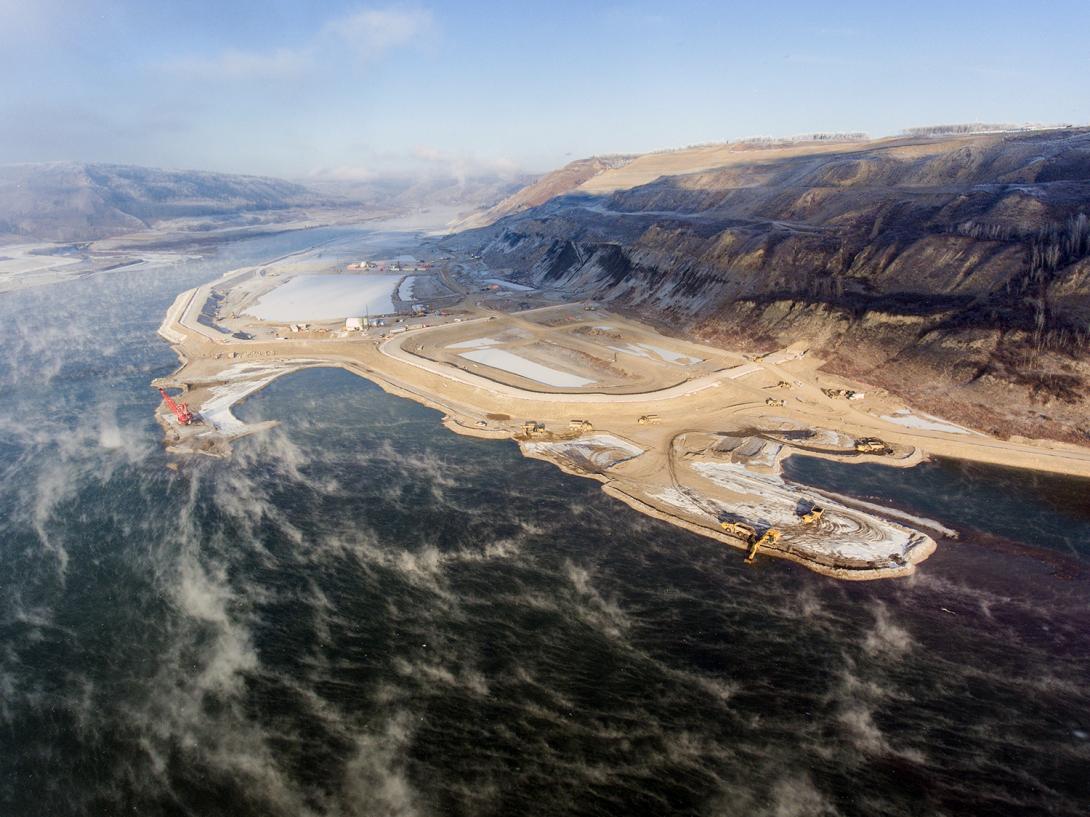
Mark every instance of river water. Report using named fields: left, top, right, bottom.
left=1, top=227, right=1088, bottom=817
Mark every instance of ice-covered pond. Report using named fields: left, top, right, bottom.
left=245, top=274, right=402, bottom=321
left=459, top=348, right=595, bottom=387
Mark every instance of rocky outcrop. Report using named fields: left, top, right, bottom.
left=444, top=129, right=1090, bottom=443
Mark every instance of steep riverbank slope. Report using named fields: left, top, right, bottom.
left=443, top=129, right=1090, bottom=444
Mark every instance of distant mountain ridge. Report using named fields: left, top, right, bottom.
left=0, top=162, right=326, bottom=242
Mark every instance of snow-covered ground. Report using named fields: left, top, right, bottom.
left=483, top=278, right=536, bottom=291
left=608, top=343, right=702, bottom=364
left=523, top=434, right=643, bottom=469
left=649, top=488, right=707, bottom=515
left=459, top=349, right=595, bottom=387
left=723, top=363, right=762, bottom=379
left=245, top=274, right=402, bottom=321
left=880, top=409, right=972, bottom=435
left=688, top=461, right=930, bottom=564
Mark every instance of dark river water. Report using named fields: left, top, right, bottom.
left=1, top=228, right=1088, bottom=817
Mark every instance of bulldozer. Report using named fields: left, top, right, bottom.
left=854, top=437, right=892, bottom=455
left=799, top=505, right=824, bottom=525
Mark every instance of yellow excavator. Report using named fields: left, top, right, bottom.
left=720, top=520, right=781, bottom=564
left=746, top=528, right=781, bottom=563
left=799, top=505, right=824, bottom=525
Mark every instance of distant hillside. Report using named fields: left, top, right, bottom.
left=0, top=162, right=325, bottom=241
left=445, top=127, right=1090, bottom=444
left=452, top=156, right=633, bottom=230
left=305, top=171, right=534, bottom=221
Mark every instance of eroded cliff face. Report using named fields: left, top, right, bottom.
left=445, top=129, right=1090, bottom=443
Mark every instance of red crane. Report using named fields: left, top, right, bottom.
left=158, top=387, right=195, bottom=426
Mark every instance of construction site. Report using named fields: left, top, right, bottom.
left=152, top=244, right=1090, bottom=580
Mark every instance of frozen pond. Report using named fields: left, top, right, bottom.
left=396, top=275, right=420, bottom=302
left=447, top=336, right=501, bottom=349
left=245, top=274, right=402, bottom=321
left=609, top=342, right=702, bottom=364
left=638, top=342, right=702, bottom=365
left=459, top=348, right=595, bottom=387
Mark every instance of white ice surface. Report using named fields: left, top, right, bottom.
left=447, top=336, right=501, bottom=349
left=608, top=344, right=652, bottom=359
left=880, top=410, right=971, bottom=434
left=459, top=349, right=595, bottom=387
left=396, top=276, right=420, bottom=302
left=195, top=361, right=310, bottom=433
left=244, top=274, right=402, bottom=321
left=199, top=378, right=276, bottom=432
left=636, top=343, right=703, bottom=365
left=608, top=342, right=702, bottom=364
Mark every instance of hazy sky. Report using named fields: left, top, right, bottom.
left=3, top=0, right=1088, bottom=179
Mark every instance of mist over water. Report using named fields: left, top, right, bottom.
left=1, top=231, right=1088, bottom=817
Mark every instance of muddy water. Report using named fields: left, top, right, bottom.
left=1, top=229, right=1088, bottom=816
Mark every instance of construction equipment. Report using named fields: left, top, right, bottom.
left=720, top=520, right=757, bottom=540
left=854, top=437, right=892, bottom=455
left=823, top=387, right=864, bottom=401
left=766, top=398, right=786, bottom=407
left=799, top=505, right=824, bottom=525
left=568, top=419, right=594, bottom=432
left=638, top=414, right=661, bottom=425
left=158, top=387, right=195, bottom=426
left=720, top=520, right=782, bottom=563
left=745, top=528, right=781, bottom=563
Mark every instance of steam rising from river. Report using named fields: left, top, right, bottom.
left=2, top=231, right=1089, bottom=816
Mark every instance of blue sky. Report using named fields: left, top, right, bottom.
left=2, top=1, right=1088, bottom=179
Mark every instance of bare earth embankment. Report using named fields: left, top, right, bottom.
left=150, top=237, right=1090, bottom=581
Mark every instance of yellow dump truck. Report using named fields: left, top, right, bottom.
left=799, top=505, right=824, bottom=524
left=720, top=520, right=757, bottom=540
